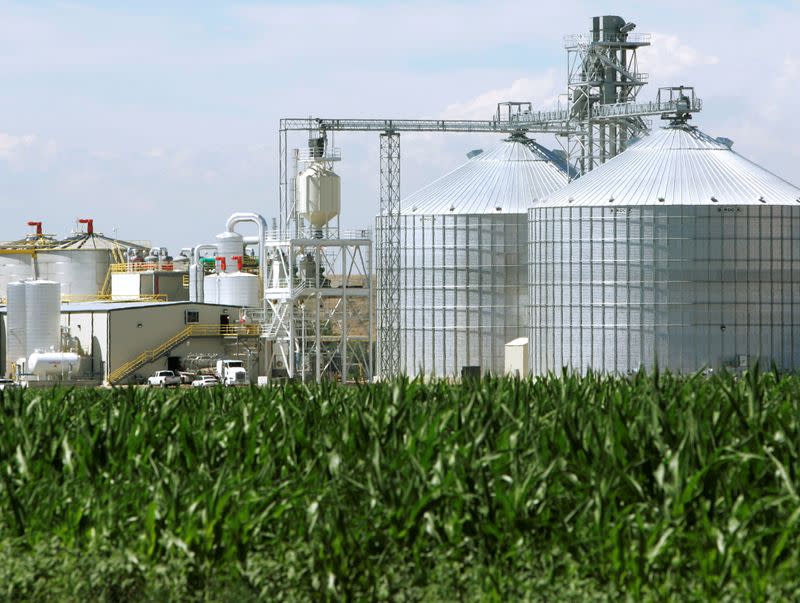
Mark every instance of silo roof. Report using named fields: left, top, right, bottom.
left=540, top=123, right=800, bottom=207
left=401, top=136, right=568, bottom=215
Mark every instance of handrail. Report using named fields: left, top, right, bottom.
left=107, top=323, right=259, bottom=384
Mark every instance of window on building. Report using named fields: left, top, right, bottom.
left=185, top=310, right=199, bottom=324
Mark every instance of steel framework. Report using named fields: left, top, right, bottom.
left=378, top=132, right=401, bottom=377
left=276, top=15, right=703, bottom=378
left=262, top=234, right=373, bottom=382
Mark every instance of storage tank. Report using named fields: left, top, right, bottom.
left=215, top=232, right=244, bottom=274
left=217, top=272, right=261, bottom=307
left=528, top=116, right=800, bottom=374
left=6, top=281, right=26, bottom=373
left=203, top=274, right=220, bottom=304
left=377, top=135, right=568, bottom=377
left=28, top=352, right=80, bottom=378
left=296, top=163, right=341, bottom=230
left=0, top=221, right=150, bottom=297
left=25, top=280, right=61, bottom=354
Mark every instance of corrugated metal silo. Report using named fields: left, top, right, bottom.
left=379, top=134, right=568, bottom=377
left=528, top=119, right=800, bottom=374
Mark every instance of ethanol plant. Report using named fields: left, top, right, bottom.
left=378, top=135, right=567, bottom=377
left=528, top=88, right=800, bottom=374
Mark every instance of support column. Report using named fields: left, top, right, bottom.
left=378, top=131, right=401, bottom=378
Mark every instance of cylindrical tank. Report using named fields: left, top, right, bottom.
left=28, top=352, right=80, bottom=378
left=6, top=281, right=26, bottom=373
left=25, top=280, right=61, bottom=355
left=189, top=263, right=204, bottom=302
left=296, top=163, right=341, bottom=229
left=203, top=274, right=220, bottom=304
left=377, top=136, right=568, bottom=378
left=217, top=272, right=261, bottom=307
left=215, top=231, right=244, bottom=274
left=528, top=122, right=800, bottom=374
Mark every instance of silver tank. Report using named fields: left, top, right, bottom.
left=377, top=136, right=568, bottom=377
left=528, top=122, right=800, bottom=374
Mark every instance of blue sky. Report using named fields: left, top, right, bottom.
left=0, top=0, right=798, bottom=250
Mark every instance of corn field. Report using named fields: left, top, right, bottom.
left=1, top=369, right=799, bottom=601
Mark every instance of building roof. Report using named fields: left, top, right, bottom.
left=0, top=301, right=238, bottom=313
left=539, top=123, right=800, bottom=208
left=401, top=136, right=568, bottom=215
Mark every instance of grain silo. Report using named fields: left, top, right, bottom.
left=528, top=109, right=800, bottom=374
left=380, top=134, right=568, bottom=377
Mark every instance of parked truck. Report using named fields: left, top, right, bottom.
left=215, top=359, right=249, bottom=386
left=147, top=370, right=182, bottom=387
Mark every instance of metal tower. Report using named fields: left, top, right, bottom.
left=566, top=15, right=651, bottom=174
left=378, top=132, right=401, bottom=377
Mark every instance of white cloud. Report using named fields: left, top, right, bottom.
left=643, top=33, right=720, bottom=81
left=441, top=70, right=562, bottom=120
left=0, top=133, right=37, bottom=159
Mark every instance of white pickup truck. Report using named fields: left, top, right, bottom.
left=147, top=370, right=182, bottom=387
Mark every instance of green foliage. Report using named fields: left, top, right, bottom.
left=1, top=370, right=799, bottom=601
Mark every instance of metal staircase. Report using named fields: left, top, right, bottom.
left=107, top=324, right=259, bottom=384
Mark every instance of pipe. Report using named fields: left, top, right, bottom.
left=216, top=256, right=227, bottom=273
left=230, top=255, right=243, bottom=271
left=27, top=221, right=42, bottom=236
left=191, top=243, right=217, bottom=302
left=78, top=218, right=94, bottom=235
left=225, top=212, right=266, bottom=296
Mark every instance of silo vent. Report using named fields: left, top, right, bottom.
left=466, top=149, right=484, bottom=160
left=796, top=198, right=800, bottom=203
left=449, top=205, right=455, bottom=212
left=495, top=206, right=502, bottom=212
left=711, top=196, right=718, bottom=203
left=568, top=197, right=574, bottom=203
left=411, top=206, right=418, bottom=212
left=658, top=197, right=665, bottom=203
left=608, top=196, right=615, bottom=203
left=759, top=196, right=766, bottom=204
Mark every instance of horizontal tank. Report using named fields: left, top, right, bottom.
left=28, top=352, right=80, bottom=377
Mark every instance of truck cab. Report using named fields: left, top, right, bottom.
left=215, top=359, right=249, bottom=386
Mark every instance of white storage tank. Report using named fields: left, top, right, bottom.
left=528, top=116, right=800, bottom=374
left=25, top=280, right=61, bottom=354
left=296, top=163, right=341, bottom=229
left=377, top=135, right=568, bottom=377
left=203, top=274, right=220, bottom=304
left=218, top=272, right=261, bottom=307
left=215, top=232, right=244, bottom=274
left=28, top=352, right=80, bottom=378
left=6, top=281, right=26, bottom=374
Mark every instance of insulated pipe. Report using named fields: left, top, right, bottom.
left=225, top=212, right=266, bottom=295
left=191, top=243, right=217, bottom=302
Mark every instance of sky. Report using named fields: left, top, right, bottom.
left=0, top=0, right=798, bottom=251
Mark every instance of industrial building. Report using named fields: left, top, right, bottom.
left=380, top=135, right=567, bottom=377
left=528, top=95, right=800, bottom=374
left=3, top=13, right=799, bottom=384
left=0, top=300, right=260, bottom=384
